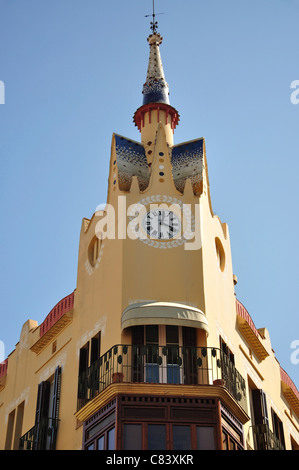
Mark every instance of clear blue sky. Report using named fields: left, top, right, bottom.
left=0, top=0, right=298, bottom=387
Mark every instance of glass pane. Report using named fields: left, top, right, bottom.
left=167, top=345, right=179, bottom=364
left=167, top=364, right=180, bottom=384
left=97, top=435, right=104, bottom=450
left=107, top=427, right=115, bottom=450
left=146, top=325, right=158, bottom=343
left=146, top=344, right=159, bottom=364
left=132, top=326, right=144, bottom=345
left=86, top=443, right=94, bottom=450
left=148, top=425, right=166, bottom=450
left=196, top=426, right=216, bottom=450
left=172, top=425, right=191, bottom=450
left=166, top=325, right=179, bottom=344
left=230, top=439, right=236, bottom=450
left=222, top=431, right=228, bottom=450
left=146, top=364, right=159, bottom=383
left=123, top=424, right=142, bottom=450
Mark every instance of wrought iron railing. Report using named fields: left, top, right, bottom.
left=19, top=417, right=59, bottom=450
left=77, top=345, right=247, bottom=413
left=252, top=424, right=285, bottom=450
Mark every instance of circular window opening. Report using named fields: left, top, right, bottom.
left=215, top=237, right=225, bottom=272
left=88, top=235, right=102, bottom=267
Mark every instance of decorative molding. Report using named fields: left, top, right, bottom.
left=75, top=382, right=250, bottom=425
left=236, top=299, right=269, bottom=361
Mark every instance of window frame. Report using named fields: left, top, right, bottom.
left=122, top=421, right=217, bottom=450
left=83, top=401, right=117, bottom=450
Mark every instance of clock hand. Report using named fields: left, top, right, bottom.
left=158, top=211, right=162, bottom=239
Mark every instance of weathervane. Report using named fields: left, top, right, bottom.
left=145, top=0, right=164, bottom=33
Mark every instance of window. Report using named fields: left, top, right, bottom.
left=86, top=411, right=115, bottom=440
left=32, top=366, right=61, bottom=450
left=251, top=388, right=272, bottom=450
left=251, top=388, right=269, bottom=427
left=215, top=237, right=225, bottom=271
left=13, top=402, right=25, bottom=450
left=123, top=424, right=142, bottom=450
left=84, top=405, right=116, bottom=450
left=92, top=396, right=219, bottom=450
left=78, top=331, right=101, bottom=407
left=220, top=337, right=234, bottom=364
left=78, top=331, right=101, bottom=373
left=88, top=236, right=101, bottom=267
left=86, top=427, right=115, bottom=450
left=97, top=435, right=104, bottom=450
left=107, top=427, right=115, bottom=449
left=222, top=429, right=228, bottom=450
left=166, top=326, right=180, bottom=384
left=4, top=409, right=15, bottom=450
left=121, top=422, right=217, bottom=450
left=271, top=409, right=285, bottom=449
left=222, top=429, right=242, bottom=450
left=148, top=424, right=167, bottom=450
left=90, top=332, right=101, bottom=364
left=172, top=425, right=192, bottom=450
left=197, top=426, right=216, bottom=450
left=131, top=325, right=197, bottom=385
left=144, top=325, right=159, bottom=383
left=123, top=423, right=206, bottom=450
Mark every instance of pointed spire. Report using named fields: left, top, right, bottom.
left=133, top=25, right=179, bottom=143
left=142, top=33, right=170, bottom=106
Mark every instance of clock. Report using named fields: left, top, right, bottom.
left=143, top=209, right=181, bottom=240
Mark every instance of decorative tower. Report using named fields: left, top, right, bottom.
left=72, top=18, right=251, bottom=450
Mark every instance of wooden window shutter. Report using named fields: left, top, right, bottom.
left=35, top=381, right=50, bottom=425
left=252, top=389, right=269, bottom=426
left=91, top=334, right=101, bottom=364
left=271, top=409, right=285, bottom=448
left=49, top=366, right=61, bottom=450
left=183, top=327, right=196, bottom=347
left=34, top=380, right=50, bottom=450
left=132, top=326, right=144, bottom=345
left=51, top=366, right=62, bottom=421
left=79, top=346, right=89, bottom=374
left=131, top=326, right=144, bottom=382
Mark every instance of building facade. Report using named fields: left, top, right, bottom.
left=0, top=26, right=299, bottom=451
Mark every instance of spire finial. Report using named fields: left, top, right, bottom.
left=145, top=0, right=163, bottom=34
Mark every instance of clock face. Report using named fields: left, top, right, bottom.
left=143, top=209, right=181, bottom=240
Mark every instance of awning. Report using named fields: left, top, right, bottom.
left=121, top=301, right=209, bottom=334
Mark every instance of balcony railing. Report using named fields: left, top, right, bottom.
left=39, top=291, right=74, bottom=337
left=77, top=345, right=247, bottom=413
left=19, top=417, right=59, bottom=450
left=252, top=424, right=285, bottom=451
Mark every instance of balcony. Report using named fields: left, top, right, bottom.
left=19, top=418, right=59, bottom=450
left=77, top=345, right=247, bottom=414
left=236, top=299, right=269, bottom=361
left=31, top=291, right=75, bottom=354
left=252, top=423, right=285, bottom=450
left=280, top=366, right=299, bottom=417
